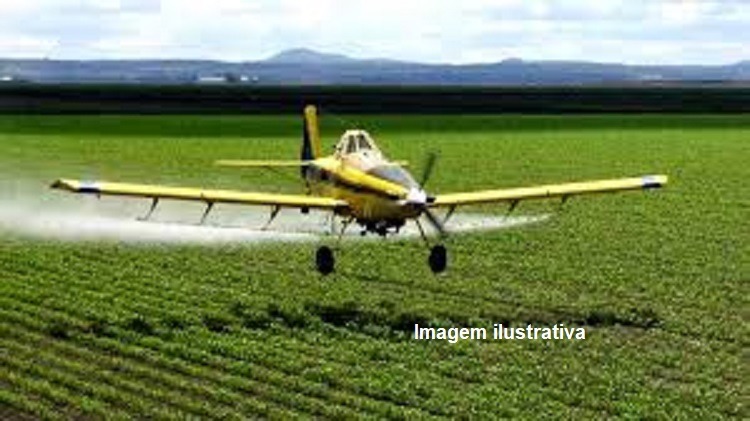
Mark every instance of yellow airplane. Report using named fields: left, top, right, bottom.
left=51, top=106, right=667, bottom=274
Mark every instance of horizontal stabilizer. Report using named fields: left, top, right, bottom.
left=215, top=160, right=311, bottom=167
left=389, top=161, right=410, bottom=167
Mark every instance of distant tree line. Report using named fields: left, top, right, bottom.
left=0, top=84, right=748, bottom=114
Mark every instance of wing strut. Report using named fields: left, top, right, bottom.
left=442, top=205, right=457, bottom=225
left=200, top=202, right=215, bottom=225
left=337, top=216, right=355, bottom=244
left=558, top=194, right=571, bottom=211
left=506, top=199, right=520, bottom=216
left=138, top=198, right=160, bottom=221
left=262, top=206, right=281, bottom=230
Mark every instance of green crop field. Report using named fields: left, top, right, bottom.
left=0, top=114, right=747, bottom=419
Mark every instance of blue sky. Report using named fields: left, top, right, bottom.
left=0, top=0, right=748, bottom=64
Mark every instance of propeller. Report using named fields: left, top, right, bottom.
left=419, top=151, right=439, bottom=188
left=412, top=151, right=447, bottom=237
left=406, top=152, right=448, bottom=237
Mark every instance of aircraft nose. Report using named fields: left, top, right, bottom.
left=405, top=187, right=428, bottom=205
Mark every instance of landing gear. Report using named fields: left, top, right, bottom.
left=415, top=219, right=449, bottom=273
left=428, top=244, right=447, bottom=274
left=315, top=216, right=353, bottom=275
left=314, top=216, right=449, bottom=275
left=315, top=246, right=335, bottom=275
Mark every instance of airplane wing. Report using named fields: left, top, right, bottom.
left=430, top=175, right=668, bottom=208
left=50, top=179, right=348, bottom=210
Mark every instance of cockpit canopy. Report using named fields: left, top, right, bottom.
left=336, top=130, right=382, bottom=157
left=334, top=129, right=418, bottom=188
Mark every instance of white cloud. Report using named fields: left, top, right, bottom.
left=0, top=0, right=747, bottom=64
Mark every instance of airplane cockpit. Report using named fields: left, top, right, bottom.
left=333, top=129, right=419, bottom=188
left=335, top=130, right=383, bottom=160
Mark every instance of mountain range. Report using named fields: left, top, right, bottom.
left=1, top=48, right=748, bottom=85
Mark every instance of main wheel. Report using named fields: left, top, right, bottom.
left=315, top=246, right=335, bottom=275
left=428, top=244, right=448, bottom=273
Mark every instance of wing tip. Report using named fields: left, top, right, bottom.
left=50, top=178, right=73, bottom=191
left=214, top=160, right=238, bottom=167
left=642, top=174, right=668, bottom=189
left=50, top=179, right=102, bottom=194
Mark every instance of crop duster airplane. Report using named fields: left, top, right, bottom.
left=52, top=106, right=667, bottom=274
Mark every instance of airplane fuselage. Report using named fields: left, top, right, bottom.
left=301, top=134, right=429, bottom=235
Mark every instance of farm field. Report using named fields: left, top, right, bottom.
left=0, top=113, right=747, bottom=419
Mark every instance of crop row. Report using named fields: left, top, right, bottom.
left=2, top=242, right=669, bottom=417
left=2, top=251, right=433, bottom=358
left=2, top=240, right=729, bottom=417
left=0, top=270, right=628, bottom=418
left=0, top=295, right=445, bottom=418
left=0, top=376, right=68, bottom=421
left=1, top=321, right=298, bottom=419
left=0, top=259, right=515, bottom=412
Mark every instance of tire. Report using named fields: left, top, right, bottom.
left=428, top=244, right=448, bottom=273
left=315, top=246, right=335, bottom=275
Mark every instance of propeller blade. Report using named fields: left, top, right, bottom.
left=423, top=208, right=447, bottom=237
left=419, top=152, right=439, bottom=188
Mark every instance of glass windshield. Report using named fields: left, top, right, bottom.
left=346, top=136, right=358, bottom=153
left=357, top=134, right=371, bottom=150
left=367, top=165, right=418, bottom=188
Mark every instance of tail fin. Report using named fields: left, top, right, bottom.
left=301, top=105, right=322, bottom=161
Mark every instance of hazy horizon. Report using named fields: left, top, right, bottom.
left=0, top=47, right=748, bottom=67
